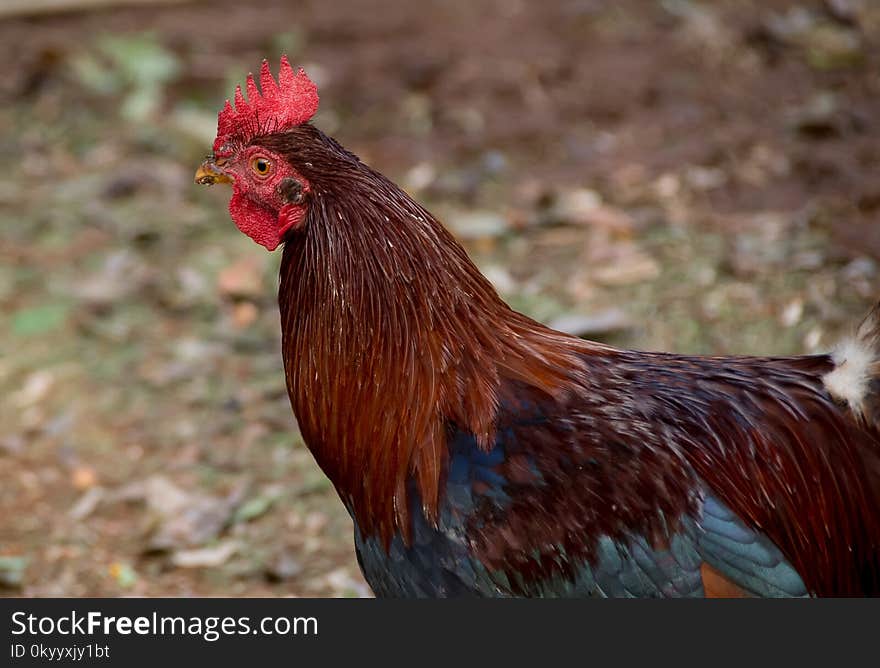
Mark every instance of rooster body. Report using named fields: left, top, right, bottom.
left=198, top=59, right=880, bottom=597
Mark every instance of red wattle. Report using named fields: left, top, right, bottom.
left=228, top=190, right=281, bottom=251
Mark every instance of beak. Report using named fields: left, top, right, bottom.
left=195, top=159, right=233, bottom=186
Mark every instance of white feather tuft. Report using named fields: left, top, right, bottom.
left=823, top=338, right=876, bottom=415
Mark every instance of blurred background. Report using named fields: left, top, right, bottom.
left=1, top=0, right=879, bottom=597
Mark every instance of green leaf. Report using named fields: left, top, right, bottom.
left=234, top=496, right=276, bottom=524
left=11, top=304, right=68, bottom=336
left=110, top=562, right=138, bottom=589
left=98, top=34, right=180, bottom=88
left=0, top=556, right=28, bottom=589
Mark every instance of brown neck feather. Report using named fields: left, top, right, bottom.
left=270, top=127, right=592, bottom=544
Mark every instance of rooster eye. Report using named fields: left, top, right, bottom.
left=251, top=157, right=272, bottom=177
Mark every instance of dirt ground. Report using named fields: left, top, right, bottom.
left=1, top=0, right=879, bottom=596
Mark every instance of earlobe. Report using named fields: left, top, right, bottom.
left=277, top=177, right=307, bottom=205
left=278, top=203, right=307, bottom=237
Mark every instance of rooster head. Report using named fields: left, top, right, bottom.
left=195, top=56, right=319, bottom=250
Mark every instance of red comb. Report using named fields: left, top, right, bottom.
left=213, top=56, right=319, bottom=153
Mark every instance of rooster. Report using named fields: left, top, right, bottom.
left=195, top=57, right=880, bottom=597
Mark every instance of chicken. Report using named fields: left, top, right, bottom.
left=195, top=57, right=880, bottom=597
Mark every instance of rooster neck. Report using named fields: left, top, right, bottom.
left=276, top=162, right=592, bottom=546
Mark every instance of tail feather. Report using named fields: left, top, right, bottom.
left=824, top=301, right=880, bottom=430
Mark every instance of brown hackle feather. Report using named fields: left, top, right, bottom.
left=265, top=127, right=589, bottom=545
